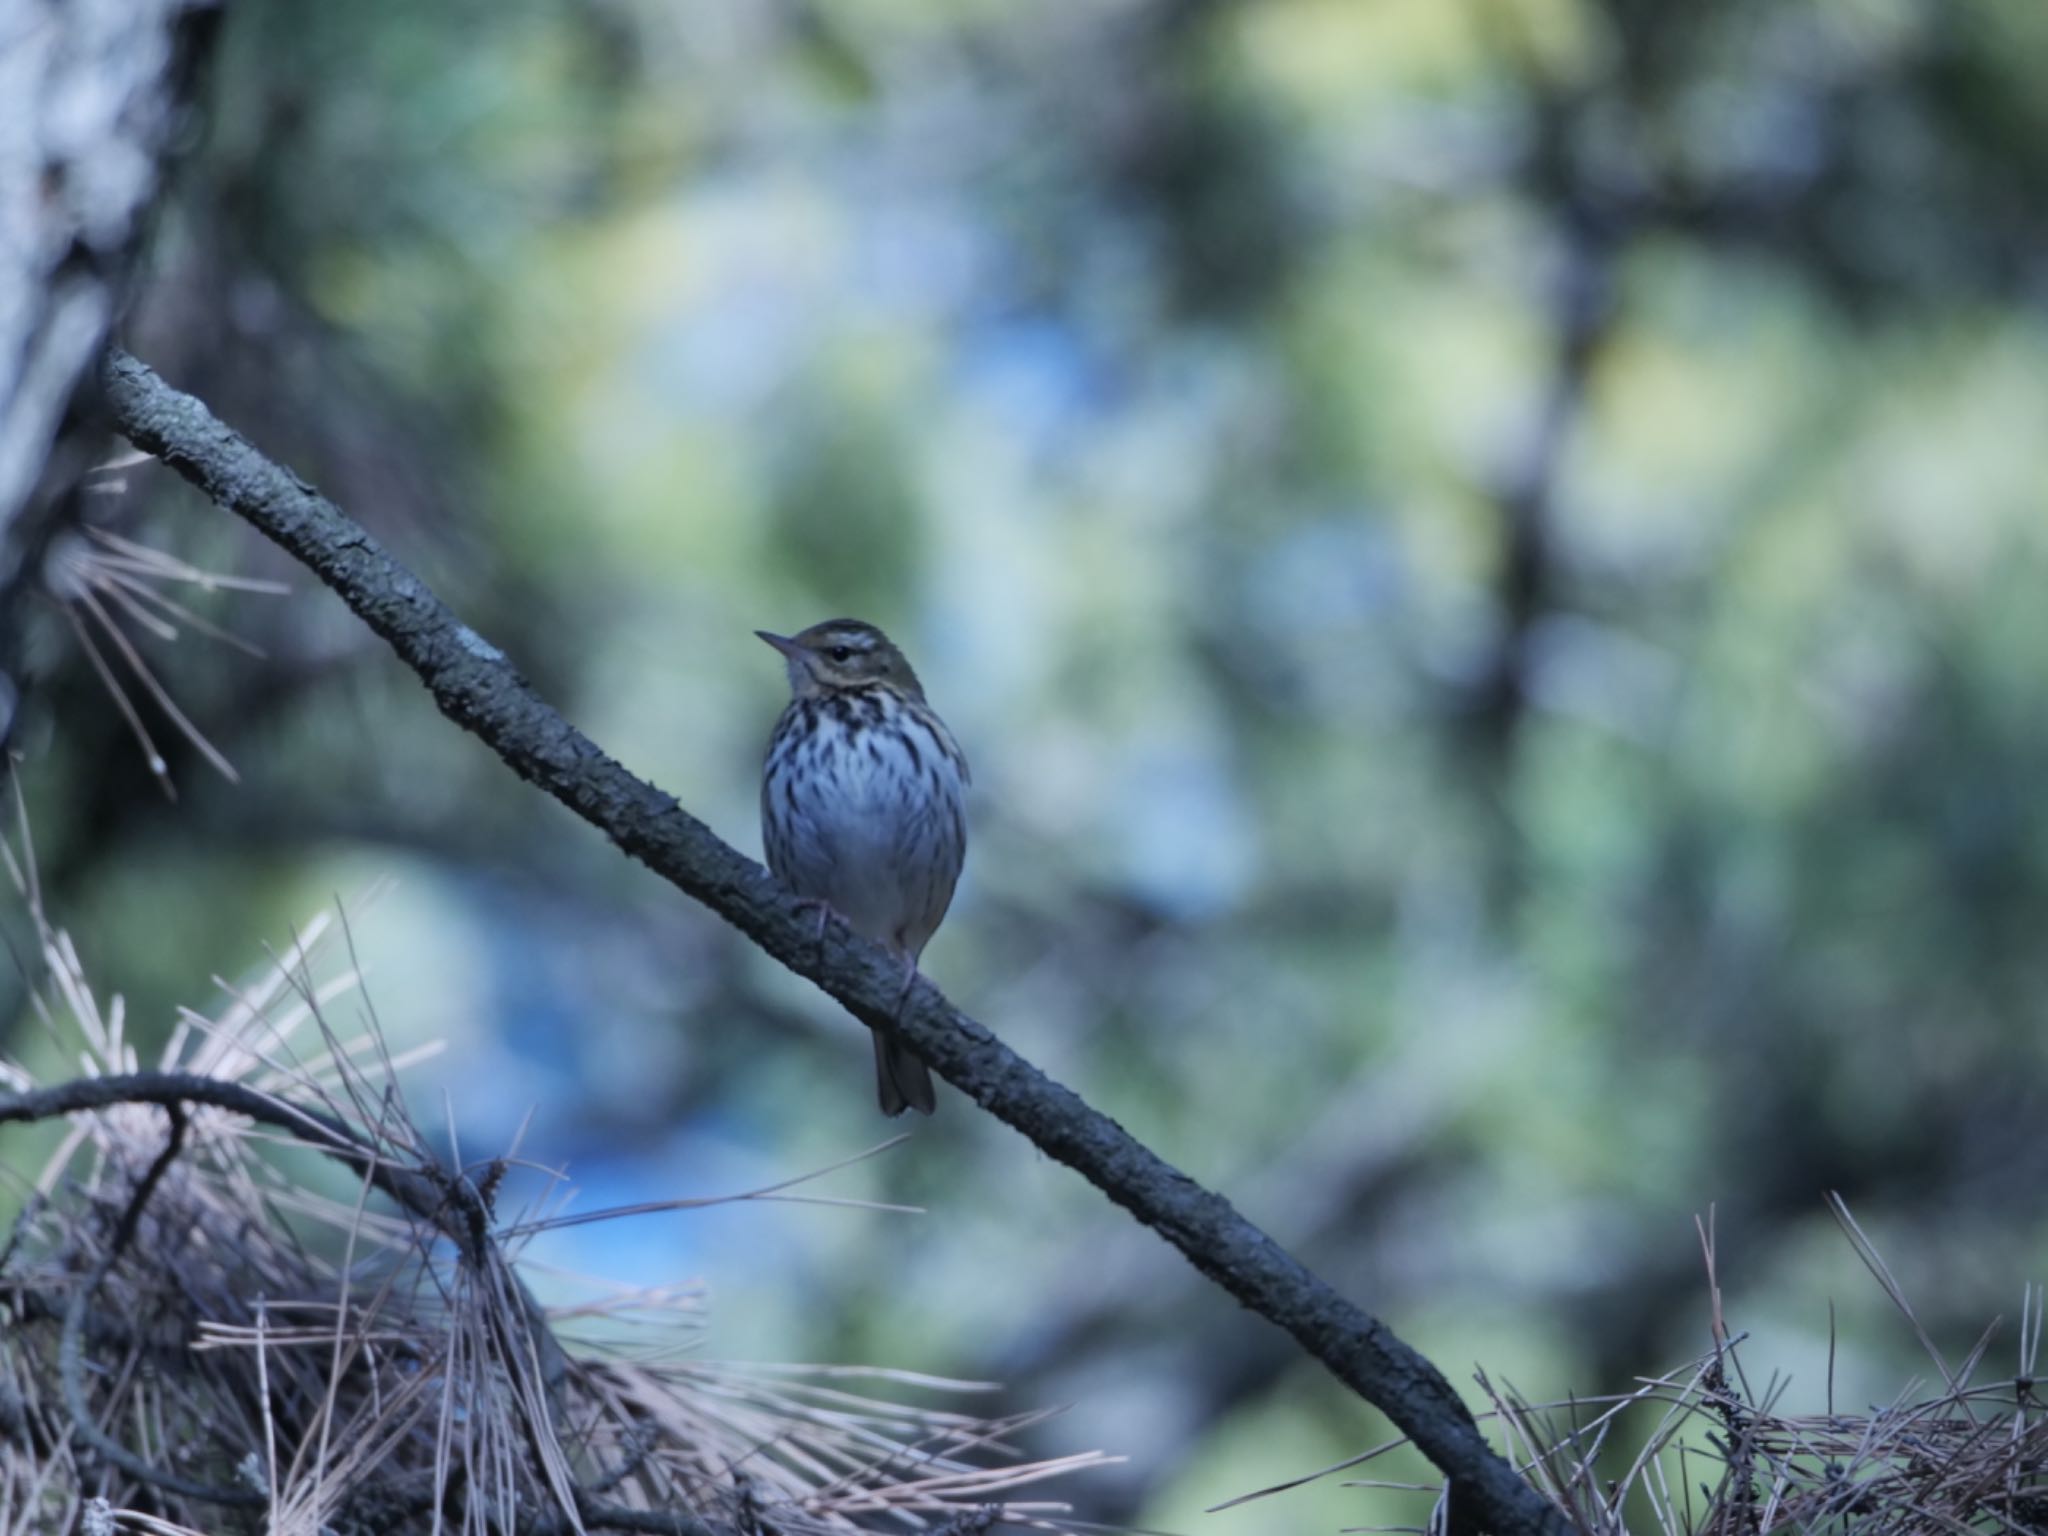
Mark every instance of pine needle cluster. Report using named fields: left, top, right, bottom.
left=0, top=871, right=1109, bottom=1536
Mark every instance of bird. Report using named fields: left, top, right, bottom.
left=757, top=618, right=969, bottom=1115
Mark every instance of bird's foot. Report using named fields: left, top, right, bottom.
left=891, top=951, right=920, bottom=1021
left=790, top=897, right=834, bottom=964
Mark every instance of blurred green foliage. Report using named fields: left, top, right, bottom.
left=8, top=0, right=2048, bottom=1530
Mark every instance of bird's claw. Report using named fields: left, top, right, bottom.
left=891, top=952, right=920, bottom=1020
left=791, top=897, right=834, bottom=963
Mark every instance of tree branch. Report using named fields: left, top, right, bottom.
left=0, top=1070, right=489, bottom=1266
left=100, top=348, right=1568, bottom=1536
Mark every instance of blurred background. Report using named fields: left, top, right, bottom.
left=7, top=0, right=2048, bottom=1529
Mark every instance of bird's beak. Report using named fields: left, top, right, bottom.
left=755, top=630, right=803, bottom=660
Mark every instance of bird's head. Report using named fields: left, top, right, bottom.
left=757, top=619, right=927, bottom=701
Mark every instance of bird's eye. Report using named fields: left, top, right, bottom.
left=829, top=645, right=853, bottom=662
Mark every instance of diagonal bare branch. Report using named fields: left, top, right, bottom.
left=96, top=348, right=1556, bottom=1536
left=98, top=346, right=1570, bottom=1536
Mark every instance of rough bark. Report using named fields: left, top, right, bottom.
left=0, top=0, right=218, bottom=735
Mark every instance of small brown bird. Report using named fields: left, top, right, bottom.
left=758, top=619, right=969, bottom=1115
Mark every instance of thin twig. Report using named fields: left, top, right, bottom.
left=57, top=1104, right=265, bottom=1507
left=0, top=1073, right=486, bottom=1266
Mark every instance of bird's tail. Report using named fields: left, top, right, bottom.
left=874, top=1030, right=936, bottom=1117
